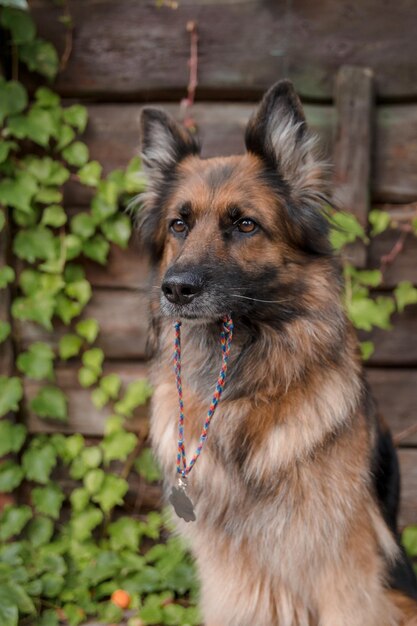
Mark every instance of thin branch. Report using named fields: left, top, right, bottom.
left=180, top=20, right=198, bottom=131
left=380, top=230, right=409, bottom=275
left=59, top=0, right=74, bottom=72
left=394, top=422, right=417, bottom=446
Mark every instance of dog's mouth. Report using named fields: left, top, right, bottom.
left=160, top=292, right=231, bottom=322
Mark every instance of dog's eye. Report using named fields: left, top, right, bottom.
left=170, top=219, right=187, bottom=234
left=236, top=218, right=257, bottom=234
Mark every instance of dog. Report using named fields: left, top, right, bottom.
left=138, top=80, right=417, bottom=625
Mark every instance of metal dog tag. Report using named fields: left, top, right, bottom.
left=169, top=476, right=196, bottom=522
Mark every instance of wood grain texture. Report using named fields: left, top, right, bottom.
left=366, top=303, right=417, bottom=366
left=31, top=0, right=417, bottom=100
left=398, top=449, right=417, bottom=528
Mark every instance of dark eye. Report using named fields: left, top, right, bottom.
left=170, top=219, right=187, bottom=234
left=236, top=218, right=257, bottom=234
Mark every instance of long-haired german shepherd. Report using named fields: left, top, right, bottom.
left=139, top=80, right=417, bottom=625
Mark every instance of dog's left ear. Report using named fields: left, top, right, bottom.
left=245, top=80, right=330, bottom=254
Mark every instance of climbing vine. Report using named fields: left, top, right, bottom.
left=0, top=2, right=416, bottom=625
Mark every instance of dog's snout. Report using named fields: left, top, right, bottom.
left=162, top=272, right=203, bottom=305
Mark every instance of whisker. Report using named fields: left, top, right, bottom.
left=230, top=293, right=291, bottom=304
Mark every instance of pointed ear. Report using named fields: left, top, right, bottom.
left=138, top=108, right=200, bottom=260
left=245, top=80, right=330, bottom=255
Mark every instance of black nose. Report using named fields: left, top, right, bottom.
left=161, top=272, right=203, bottom=305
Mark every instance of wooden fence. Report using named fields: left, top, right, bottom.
left=9, top=0, right=417, bottom=526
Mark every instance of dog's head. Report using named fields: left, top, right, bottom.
left=139, top=80, right=334, bottom=327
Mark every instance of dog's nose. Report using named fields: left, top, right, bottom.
left=161, top=272, right=203, bottom=305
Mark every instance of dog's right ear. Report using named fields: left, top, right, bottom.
left=138, top=108, right=200, bottom=260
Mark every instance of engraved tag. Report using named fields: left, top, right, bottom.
left=169, top=476, right=196, bottom=522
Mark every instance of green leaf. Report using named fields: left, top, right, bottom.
left=17, top=341, right=55, bottom=380
left=13, top=226, right=56, bottom=262
left=64, top=263, right=85, bottom=283
left=0, top=461, right=24, bottom=492
left=41, top=204, right=67, bottom=227
left=0, top=170, right=38, bottom=212
left=77, top=161, right=102, bottom=187
left=0, top=322, right=10, bottom=344
left=100, top=373, right=121, bottom=399
left=0, top=265, right=15, bottom=288
left=75, top=318, right=99, bottom=343
left=65, top=279, right=92, bottom=306
left=90, top=387, right=108, bottom=409
left=84, top=468, right=105, bottom=495
left=8, top=108, right=57, bottom=146
left=0, top=422, right=26, bottom=456
left=54, top=293, right=82, bottom=325
left=32, top=484, right=65, bottom=520
left=0, top=0, right=28, bottom=8
left=61, top=433, right=84, bottom=463
left=35, top=186, right=63, bottom=204
left=0, top=80, right=28, bottom=124
left=70, top=507, right=103, bottom=541
left=101, top=430, right=138, bottom=464
left=347, top=293, right=395, bottom=332
left=0, top=140, right=18, bottom=164
left=69, top=487, right=89, bottom=513
left=70, top=212, right=96, bottom=239
left=41, top=572, right=65, bottom=598
left=12, top=292, right=55, bottom=330
left=135, top=448, right=162, bottom=483
left=0, top=7, right=35, bottom=43
left=62, top=104, right=88, bottom=133
left=0, top=601, right=18, bottom=626
left=101, top=213, right=132, bottom=249
left=359, top=341, right=375, bottom=361
left=56, top=124, right=75, bottom=150
left=108, top=517, right=141, bottom=551
left=78, top=366, right=98, bottom=388
left=35, top=87, right=60, bottom=108
left=403, top=526, right=417, bottom=557
left=59, top=334, right=83, bottom=360
left=368, top=209, right=391, bottom=236
left=92, top=474, right=129, bottom=513
left=82, top=234, right=110, bottom=264
left=37, top=609, right=59, bottom=626
left=0, top=376, right=23, bottom=416
left=30, top=385, right=68, bottom=421
left=23, top=156, right=69, bottom=186
left=63, top=234, right=83, bottom=260
left=22, top=442, right=57, bottom=484
left=329, top=211, right=367, bottom=250
left=0, top=505, right=31, bottom=540
left=394, top=281, right=417, bottom=313
left=354, top=269, right=382, bottom=288
left=19, top=39, right=59, bottom=79
left=26, top=516, right=54, bottom=547
left=62, top=141, right=89, bottom=167
left=82, top=347, right=104, bottom=374
left=114, top=379, right=153, bottom=417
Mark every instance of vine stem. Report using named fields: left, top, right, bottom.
left=59, top=0, right=74, bottom=71
left=11, top=43, right=18, bottom=81
left=380, top=227, right=411, bottom=275
left=180, top=20, right=198, bottom=130
left=394, top=422, right=417, bottom=446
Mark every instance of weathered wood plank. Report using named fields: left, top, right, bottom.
left=365, top=303, right=417, bottom=366
left=24, top=363, right=149, bottom=436
left=398, top=449, right=417, bottom=528
left=65, top=102, right=417, bottom=206
left=0, top=213, right=13, bottom=377
left=31, top=0, right=417, bottom=101
left=332, top=66, right=373, bottom=267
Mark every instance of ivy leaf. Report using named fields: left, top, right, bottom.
left=0, top=505, right=32, bottom=541
left=26, top=516, right=54, bottom=548
left=78, top=366, right=98, bottom=388
left=91, top=387, right=108, bottom=409
left=329, top=211, right=367, bottom=250
left=30, top=385, right=68, bottom=421
left=101, top=430, right=138, bottom=464
left=13, top=226, right=56, bottom=262
left=0, top=321, right=11, bottom=344
left=32, top=484, right=65, bottom=519
left=35, top=186, right=63, bottom=205
left=114, top=379, right=153, bottom=417
left=0, top=79, right=27, bottom=124
left=394, top=281, right=417, bottom=313
left=56, top=124, right=75, bottom=150
left=0, top=211, right=4, bottom=232
left=59, top=334, right=83, bottom=360
left=19, top=39, right=59, bottom=80
left=23, top=156, right=69, bottom=186
left=347, top=294, right=395, bottom=332
left=135, top=448, right=162, bottom=483
left=0, top=171, right=38, bottom=213
left=63, top=234, right=83, bottom=260
left=84, top=468, right=105, bottom=495
left=100, top=373, right=121, bottom=399
left=403, top=526, right=417, bottom=557
left=360, top=341, right=375, bottom=361
left=54, top=293, right=82, bottom=325
left=82, top=234, right=110, bottom=265
left=12, top=292, right=55, bottom=330
left=0, top=140, right=18, bottom=164
left=108, top=517, right=142, bottom=551
left=354, top=269, right=382, bottom=288
left=0, top=422, right=27, bottom=456
left=8, top=108, right=57, bottom=147
left=91, top=181, right=119, bottom=223
left=77, top=161, right=102, bottom=187
left=75, top=318, right=99, bottom=343
left=69, top=487, right=89, bottom=513
left=70, top=507, right=103, bottom=541
left=62, top=104, right=88, bottom=133
left=0, top=265, right=15, bottom=288
left=62, top=142, right=89, bottom=167
left=0, top=8, right=35, bottom=43
left=35, top=87, right=60, bottom=108
left=0, top=1, right=28, bottom=9
left=65, top=279, right=92, bottom=306
left=62, top=433, right=85, bottom=463
left=101, top=214, right=132, bottom=249
left=0, top=602, right=18, bottom=626
left=70, top=212, right=96, bottom=239
left=41, top=205, right=67, bottom=227
left=0, top=460, right=24, bottom=492
left=17, top=341, right=55, bottom=380
left=0, top=376, right=23, bottom=416
left=92, top=474, right=129, bottom=513
left=22, top=442, right=57, bottom=484
left=82, top=348, right=104, bottom=374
